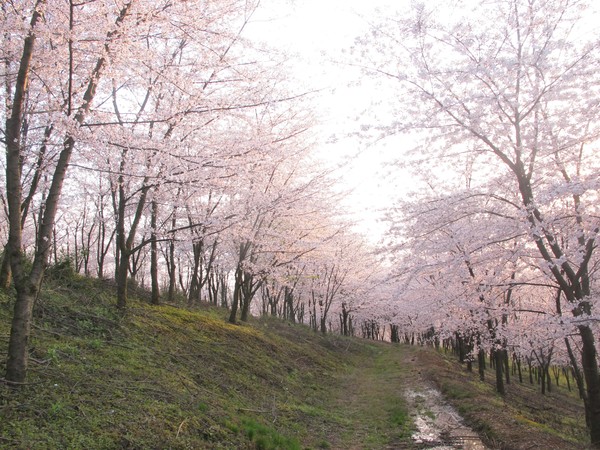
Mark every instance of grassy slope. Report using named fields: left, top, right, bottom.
left=0, top=274, right=590, bottom=449
left=0, top=275, right=400, bottom=449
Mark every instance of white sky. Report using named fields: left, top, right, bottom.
left=247, top=0, right=411, bottom=241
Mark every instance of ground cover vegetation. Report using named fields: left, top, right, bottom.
left=2, top=0, right=600, bottom=447
left=0, top=273, right=591, bottom=449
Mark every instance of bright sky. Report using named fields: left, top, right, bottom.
left=248, top=0, right=411, bottom=241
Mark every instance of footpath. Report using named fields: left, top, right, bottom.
left=321, top=343, right=485, bottom=449
left=313, top=340, right=587, bottom=450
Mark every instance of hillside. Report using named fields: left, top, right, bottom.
left=0, top=274, right=590, bottom=449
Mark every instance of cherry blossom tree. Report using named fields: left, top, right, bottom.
left=0, top=0, right=272, bottom=383
left=357, top=0, right=600, bottom=442
left=223, top=123, right=333, bottom=323
left=2, top=0, right=141, bottom=384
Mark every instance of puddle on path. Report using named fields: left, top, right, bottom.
left=404, top=388, right=487, bottom=449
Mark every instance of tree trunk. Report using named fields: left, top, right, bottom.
left=528, top=359, right=534, bottom=385
left=285, top=287, right=296, bottom=323
left=240, top=272, right=260, bottom=322
left=219, top=271, right=228, bottom=308
left=0, top=250, right=11, bottom=290
left=5, top=288, right=35, bottom=383
left=494, top=349, right=505, bottom=396
left=114, top=178, right=150, bottom=309
left=116, top=250, right=129, bottom=309
left=7, top=134, right=74, bottom=382
left=4, top=1, right=48, bottom=383
left=478, top=349, right=485, bottom=381
left=228, top=267, right=242, bottom=324
left=188, top=241, right=202, bottom=305
left=564, top=368, right=572, bottom=392
left=504, top=350, right=510, bottom=385
left=240, top=296, right=250, bottom=321
left=565, top=337, right=587, bottom=402
left=150, top=199, right=159, bottom=305
left=579, top=325, right=600, bottom=446
left=167, top=237, right=176, bottom=302
left=540, top=365, right=547, bottom=395
left=456, top=334, right=466, bottom=364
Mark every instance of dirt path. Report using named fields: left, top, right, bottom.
left=324, top=342, right=486, bottom=450
left=327, top=344, right=411, bottom=449
left=316, top=341, right=589, bottom=450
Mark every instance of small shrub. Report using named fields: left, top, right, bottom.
left=241, top=418, right=301, bottom=450
left=46, top=256, right=77, bottom=283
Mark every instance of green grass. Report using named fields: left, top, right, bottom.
left=2, top=274, right=418, bottom=449
left=307, top=344, right=415, bottom=449
left=0, top=275, right=359, bottom=449
left=241, top=418, right=302, bottom=450
left=0, top=272, right=590, bottom=449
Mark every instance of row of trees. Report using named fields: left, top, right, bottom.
left=5, top=0, right=598, bottom=446
left=352, top=0, right=600, bottom=445
left=0, top=1, right=384, bottom=386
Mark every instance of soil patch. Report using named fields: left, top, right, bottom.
left=405, top=387, right=485, bottom=449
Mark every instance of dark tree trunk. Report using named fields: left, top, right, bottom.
left=340, top=302, right=349, bottom=336
left=0, top=250, right=11, bottom=290
left=240, top=273, right=251, bottom=322
left=478, top=349, right=486, bottom=381
left=150, top=199, right=159, bottom=305
left=456, top=334, right=466, bottom=363
left=167, top=237, right=176, bottom=302
left=116, top=250, right=129, bottom=309
left=494, top=349, right=505, bottom=396
left=504, top=350, right=510, bottom=385
left=240, top=272, right=260, bottom=322
left=540, top=365, right=547, bottom=395
left=565, top=337, right=587, bottom=401
left=188, top=241, right=202, bottom=305
left=579, top=324, right=600, bottom=446
left=219, top=271, right=228, bottom=308
left=115, top=178, right=150, bottom=309
left=564, top=368, right=571, bottom=392
left=284, top=287, right=295, bottom=323
left=3, top=2, right=44, bottom=383
left=228, top=265, right=245, bottom=324
left=240, top=297, right=250, bottom=321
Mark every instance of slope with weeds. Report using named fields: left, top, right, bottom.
left=0, top=276, right=359, bottom=449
